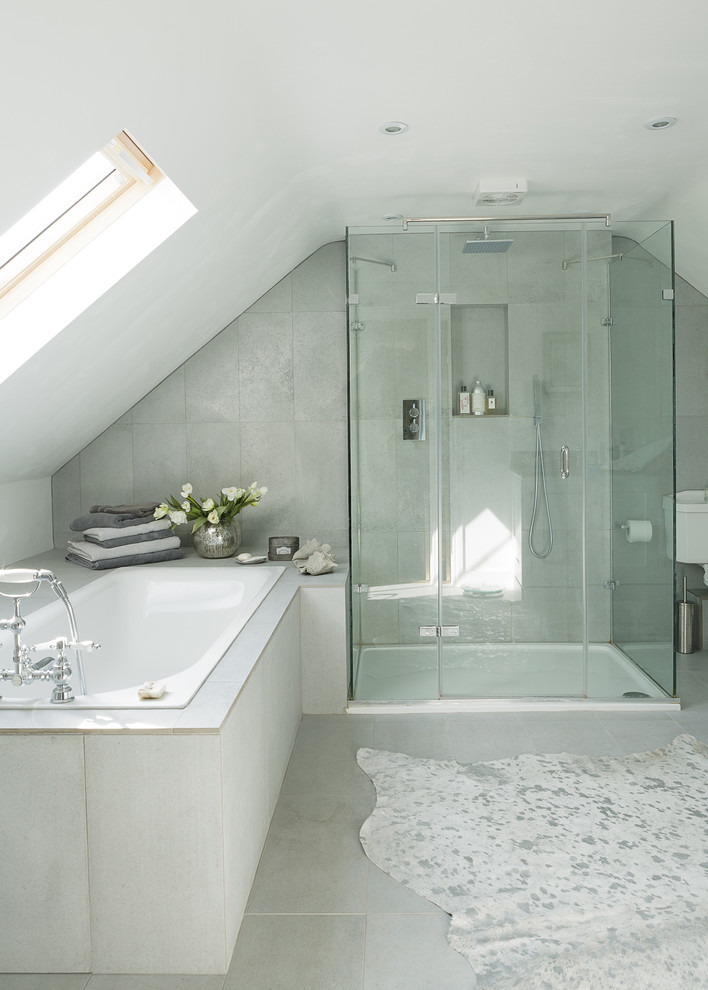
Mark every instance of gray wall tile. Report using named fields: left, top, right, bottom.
left=132, top=368, right=186, bottom=424
left=292, top=241, right=346, bottom=312
left=293, top=312, right=347, bottom=422
left=52, top=245, right=347, bottom=548
left=186, top=423, right=241, bottom=496
left=132, top=424, right=188, bottom=503
left=237, top=313, right=293, bottom=422
left=79, top=424, right=134, bottom=511
left=185, top=322, right=240, bottom=423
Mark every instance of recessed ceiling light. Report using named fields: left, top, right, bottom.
left=644, top=116, right=678, bottom=130
left=382, top=213, right=403, bottom=221
left=378, top=121, right=408, bottom=136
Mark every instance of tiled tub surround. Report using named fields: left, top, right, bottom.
left=0, top=551, right=348, bottom=975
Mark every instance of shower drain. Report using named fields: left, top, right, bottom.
left=623, top=691, right=651, bottom=698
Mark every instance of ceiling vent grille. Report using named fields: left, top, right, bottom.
left=473, top=179, right=528, bottom=206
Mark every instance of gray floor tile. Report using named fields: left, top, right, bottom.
left=448, top=715, right=537, bottom=763
left=372, top=714, right=455, bottom=760
left=282, top=716, right=375, bottom=797
left=598, top=718, right=685, bottom=754
left=224, top=915, right=365, bottom=990
left=668, top=711, right=708, bottom=743
left=523, top=718, right=622, bottom=756
left=246, top=792, right=370, bottom=914
left=363, top=914, right=474, bottom=990
left=366, top=863, right=445, bottom=916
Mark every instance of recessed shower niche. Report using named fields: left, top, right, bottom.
left=347, top=218, right=676, bottom=709
left=451, top=304, right=508, bottom=416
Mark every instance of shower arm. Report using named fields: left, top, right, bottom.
left=562, top=253, right=623, bottom=270
left=350, top=256, right=396, bottom=272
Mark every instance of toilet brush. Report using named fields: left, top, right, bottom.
left=677, top=576, right=695, bottom=654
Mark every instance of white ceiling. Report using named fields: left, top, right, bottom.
left=2, top=0, right=707, bottom=483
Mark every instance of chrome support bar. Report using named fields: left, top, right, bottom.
left=562, top=253, right=623, bottom=269
left=402, top=213, right=612, bottom=230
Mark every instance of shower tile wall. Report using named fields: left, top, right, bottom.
left=351, top=228, right=613, bottom=650
left=51, top=243, right=349, bottom=550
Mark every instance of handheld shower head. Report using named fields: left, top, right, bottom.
left=533, top=376, right=542, bottom=425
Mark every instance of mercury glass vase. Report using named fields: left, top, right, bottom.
left=191, top=517, right=242, bottom=558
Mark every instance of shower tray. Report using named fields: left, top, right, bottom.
left=350, top=642, right=679, bottom=712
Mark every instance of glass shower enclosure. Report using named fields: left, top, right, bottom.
left=347, top=217, right=676, bottom=708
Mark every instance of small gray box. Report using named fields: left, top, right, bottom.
left=268, top=536, right=300, bottom=561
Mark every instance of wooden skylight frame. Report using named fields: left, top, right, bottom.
left=0, top=130, right=164, bottom=313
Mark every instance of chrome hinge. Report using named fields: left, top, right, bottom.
left=419, top=625, right=460, bottom=637
left=662, top=288, right=674, bottom=301
left=603, top=579, right=618, bottom=591
left=354, top=583, right=369, bottom=594
left=601, top=317, right=615, bottom=327
left=350, top=321, right=365, bottom=332
left=415, top=292, right=458, bottom=305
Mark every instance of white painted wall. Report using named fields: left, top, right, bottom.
left=2, top=1, right=707, bottom=489
left=0, top=479, right=53, bottom=564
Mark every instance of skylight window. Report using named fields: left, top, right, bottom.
left=0, top=130, right=196, bottom=385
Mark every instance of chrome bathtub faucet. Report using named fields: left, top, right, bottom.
left=0, top=568, right=100, bottom=704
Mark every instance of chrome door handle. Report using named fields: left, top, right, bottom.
left=560, top=444, right=570, bottom=479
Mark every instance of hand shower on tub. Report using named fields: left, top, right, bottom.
left=0, top=568, right=99, bottom=702
left=528, top=377, right=553, bottom=559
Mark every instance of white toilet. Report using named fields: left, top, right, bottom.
left=663, top=490, right=708, bottom=585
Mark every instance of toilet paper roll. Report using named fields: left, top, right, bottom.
left=625, top=520, right=653, bottom=543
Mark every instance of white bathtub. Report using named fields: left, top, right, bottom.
left=0, top=564, right=284, bottom=709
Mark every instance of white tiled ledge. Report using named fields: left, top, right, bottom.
left=0, top=546, right=349, bottom=733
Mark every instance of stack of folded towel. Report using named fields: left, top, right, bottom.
left=67, top=502, right=184, bottom=569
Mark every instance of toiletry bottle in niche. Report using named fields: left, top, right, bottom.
left=458, top=384, right=470, bottom=415
left=472, top=380, right=486, bottom=416
left=486, top=388, right=497, bottom=414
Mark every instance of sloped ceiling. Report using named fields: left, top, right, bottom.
left=3, top=0, right=708, bottom=483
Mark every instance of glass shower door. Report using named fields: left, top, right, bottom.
left=439, top=222, right=593, bottom=697
left=609, top=223, right=675, bottom=695
left=348, top=229, right=441, bottom=701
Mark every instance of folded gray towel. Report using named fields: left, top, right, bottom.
left=81, top=519, right=171, bottom=543
left=66, top=547, right=184, bottom=570
left=90, top=502, right=160, bottom=517
left=68, top=536, right=181, bottom=562
left=83, top=528, right=173, bottom=549
left=71, top=511, right=161, bottom=531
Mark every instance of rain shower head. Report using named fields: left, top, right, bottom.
left=463, top=239, right=513, bottom=254
left=463, top=225, right=513, bottom=254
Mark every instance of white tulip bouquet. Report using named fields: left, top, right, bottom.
left=155, top=482, right=268, bottom=533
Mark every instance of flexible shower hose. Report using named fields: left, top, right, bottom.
left=528, top=423, right=553, bottom=559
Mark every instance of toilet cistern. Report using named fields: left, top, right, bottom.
left=663, top=491, right=708, bottom=586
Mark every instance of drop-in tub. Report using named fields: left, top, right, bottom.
left=0, top=564, right=284, bottom=709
